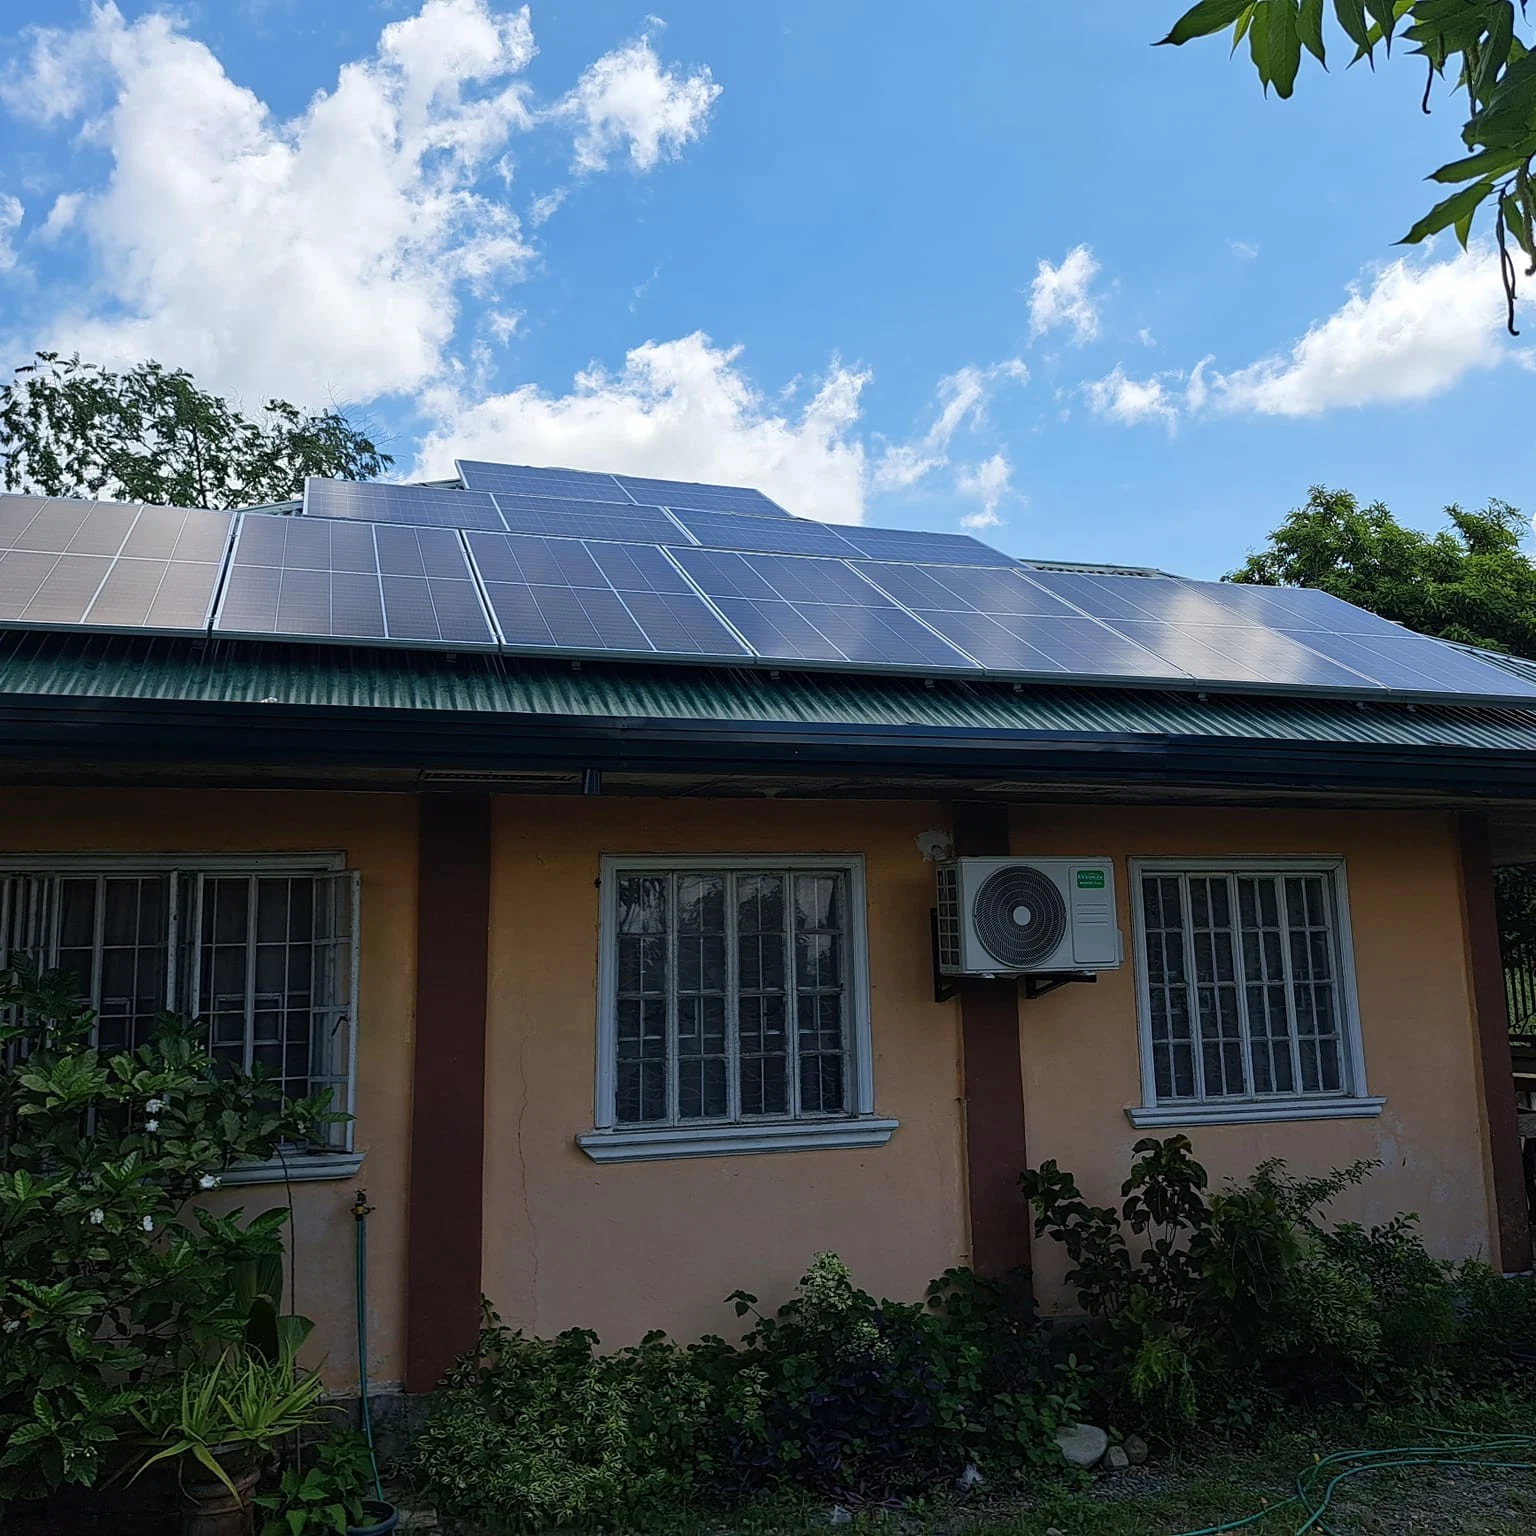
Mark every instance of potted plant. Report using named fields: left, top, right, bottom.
left=255, top=1428, right=400, bottom=1536
left=135, top=1350, right=329, bottom=1536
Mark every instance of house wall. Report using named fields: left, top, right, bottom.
left=478, top=798, right=1496, bottom=1342
left=0, top=788, right=1498, bottom=1384
left=1007, top=805, right=1497, bottom=1314
left=0, top=789, right=417, bottom=1395
left=480, top=796, right=969, bottom=1347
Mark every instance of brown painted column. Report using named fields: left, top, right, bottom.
left=405, top=793, right=493, bottom=1390
left=951, top=801, right=1031, bottom=1277
left=1459, top=812, right=1533, bottom=1274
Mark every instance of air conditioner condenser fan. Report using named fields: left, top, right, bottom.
left=972, top=865, right=1069, bottom=969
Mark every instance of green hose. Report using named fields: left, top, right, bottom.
left=1169, top=1430, right=1536, bottom=1536
left=353, top=1189, right=385, bottom=1503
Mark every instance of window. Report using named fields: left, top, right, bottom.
left=580, top=856, right=896, bottom=1163
left=0, top=859, right=361, bottom=1179
left=1129, top=858, right=1381, bottom=1127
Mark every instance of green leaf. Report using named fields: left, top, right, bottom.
left=1363, top=0, right=1398, bottom=49
left=1157, top=0, right=1254, bottom=45
left=1231, top=4, right=1258, bottom=53
left=1501, top=190, right=1530, bottom=253
left=1429, top=143, right=1533, bottom=184
left=1333, top=0, right=1370, bottom=53
left=1250, top=3, right=1272, bottom=84
left=1399, top=178, right=1496, bottom=245
left=1267, top=0, right=1304, bottom=96
left=1298, top=0, right=1326, bottom=64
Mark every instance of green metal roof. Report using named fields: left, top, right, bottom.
left=5, top=629, right=1536, bottom=754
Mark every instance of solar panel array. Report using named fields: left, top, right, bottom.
left=465, top=532, right=747, bottom=657
left=217, top=514, right=494, bottom=647
left=5, top=474, right=1536, bottom=708
left=304, top=478, right=505, bottom=532
left=0, top=496, right=230, bottom=633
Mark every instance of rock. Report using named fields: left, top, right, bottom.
left=1045, top=1528, right=1065, bottom=1536
left=954, top=1463, right=984, bottom=1492
left=828, top=1506, right=853, bottom=1527
left=1054, top=1422, right=1109, bottom=1469
left=1104, top=1445, right=1130, bottom=1472
left=1123, top=1433, right=1149, bottom=1466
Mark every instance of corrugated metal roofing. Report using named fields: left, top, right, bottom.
left=5, top=629, right=1536, bottom=754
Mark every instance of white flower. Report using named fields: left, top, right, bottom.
left=3, top=1319, right=19, bottom=1333
left=143, top=1119, right=158, bottom=1133
left=88, top=1208, right=104, bottom=1225
left=198, top=1174, right=219, bottom=1190
left=140, top=1215, right=154, bottom=1233
left=145, top=1098, right=164, bottom=1114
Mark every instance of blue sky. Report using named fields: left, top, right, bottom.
left=0, top=0, right=1530, bottom=578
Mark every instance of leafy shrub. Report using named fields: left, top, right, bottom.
left=1020, top=1136, right=1532, bottom=1437
left=0, top=958, right=332, bottom=1501
left=255, top=1428, right=377, bottom=1536
left=401, top=1255, right=1082, bottom=1530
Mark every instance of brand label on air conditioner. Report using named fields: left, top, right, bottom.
left=1075, top=869, right=1106, bottom=889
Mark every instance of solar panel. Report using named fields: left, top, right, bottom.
left=851, top=561, right=1185, bottom=679
left=463, top=533, right=749, bottom=658
left=833, top=525, right=1019, bottom=567
left=670, top=549, right=976, bottom=669
left=665, top=509, right=856, bottom=558
left=456, top=461, right=636, bottom=503
left=1286, top=628, right=1536, bottom=697
left=612, top=475, right=790, bottom=518
left=1170, top=577, right=1412, bottom=637
left=490, top=493, right=684, bottom=543
left=216, top=513, right=495, bottom=646
left=0, top=495, right=231, bottom=634
left=303, top=478, right=506, bottom=532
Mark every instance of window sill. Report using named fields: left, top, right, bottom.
left=1126, top=1097, right=1385, bottom=1129
left=219, top=1150, right=366, bottom=1186
left=577, top=1117, right=900, bottom=1164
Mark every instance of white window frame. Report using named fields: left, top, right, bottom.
left=1128, top=855, right=1383, bottom=1128
left=0, top=852, right=363, bottom=1183
left=579, top=854, right=896, bottom=1163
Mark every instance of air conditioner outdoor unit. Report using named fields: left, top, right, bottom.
left=935, top=857, right=1120, bottom=976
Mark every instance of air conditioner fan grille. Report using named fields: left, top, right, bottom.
left=972, top=865, right=1068, bottom=969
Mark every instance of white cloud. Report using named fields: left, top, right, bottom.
left=560, top=34, right=720, bottom=173
left=1211, top=244, right=1527, bottom=416
left=956, top=452, right=1013, bottom=530
left=1028, top=244, right=1101, bottom=343
left=415, top=331, right=871, bottom=522
left=1229, top=239, right=1259, bottom=261
left=527, top=186, right=567, bottom=225
left=0, top=195, right=21, bottom=271
left=873, top=359, right=1026, bottom=491
left=0, top=2, right=721, bottom=407
left=1084, top=365, right=1180, bottom=430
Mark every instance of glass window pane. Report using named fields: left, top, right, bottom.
left=793, top=873, right=847, bottom=1116
left=614, top=876, right=670, bottom=1124
left=1140, top=875, right=1196, bottom=1101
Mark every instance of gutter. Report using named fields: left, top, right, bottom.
left=3, top=693, right=1536, bottom=799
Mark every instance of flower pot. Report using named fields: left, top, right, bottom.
left=348, top=1500, right=400, bottom=1535
left=180, top=1461, right=261, bottom=1536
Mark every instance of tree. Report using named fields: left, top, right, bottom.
left=0, top=352, right=392, bottom=509
left=1158, top=2, right=1536, bottom=333
left=1228, top=483, right=1536, bottom=656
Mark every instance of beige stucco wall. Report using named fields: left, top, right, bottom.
left=0, top=788, right=1498, bottom=1380
left=1007, top=805, right=1496, bottom=1314
left=481, top=796, right=969, bottom=1347
left=0, top=789, right=416, bottom=1394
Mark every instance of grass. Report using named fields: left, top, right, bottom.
left=686, top=1395, right=1536, bottom=1536
left=422, top=1392, right=1536, bottom=1536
